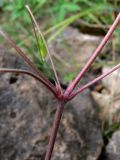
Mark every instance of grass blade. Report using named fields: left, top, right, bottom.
left=26, top=5, right=62, bottom=91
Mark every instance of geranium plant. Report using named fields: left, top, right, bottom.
left=0, top=6, right=120, bottom=160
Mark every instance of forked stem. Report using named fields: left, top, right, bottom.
left=45, top=101, right=64, bottom=160
left=64, top=13, right=120, bottom=98
left=1, top=8, right=120, bottom=160
left=68, top=63, right=120, bottom=101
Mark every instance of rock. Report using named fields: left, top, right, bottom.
left=91, top=66, right=120, bottom=125
left=91, top=91, right=111, bottom=121
left=49, top=27, right=102, bottom=79
left=102, top=67, right=120, bottom=97
left=0, top=47, right=103, bottom=160
left=105, top=130, right=120, bottom=160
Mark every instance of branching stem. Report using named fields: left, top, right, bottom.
left=64, top=13, right=120, bottom=98
left=0, top=7, right=120, bottom=160
left=68, top=63, right=120, bottom=100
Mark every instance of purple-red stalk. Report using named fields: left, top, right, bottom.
left=64, top=13, right=120, bottom=98
left=0, top=12, right=120, bottom=160
left=0, top=68, right=57, bottom=97
left=69, top=63, right=120, bottom=101
left=45, top=102, right=64, bottom=160
left=0, top=30, right=55, bottom=91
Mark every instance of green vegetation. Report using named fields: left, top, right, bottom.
left=0, top=0, right=120, bottom=79
left=1, top=1, right=117, bottom=43
left=104, top=121, right=120, bottom=144
left=0, top=1, right=120, bottom=151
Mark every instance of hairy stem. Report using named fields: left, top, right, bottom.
left=64, top=13, right=120, bottom=98
left=45, top=101, right=64, bottom=160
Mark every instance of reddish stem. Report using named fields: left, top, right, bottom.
left=0, top=30, right=55, bottom=91
left=64, top=13, right=120, bottom=98
left=69, top=63, right=120, bottom=101
left=1, top=8, right=120, bottom=160
left=0, top=68, right=57, bottom=97
left=45, top=101, right=64, bottom=160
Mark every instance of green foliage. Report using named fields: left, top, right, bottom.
left=3, top=0, right=47, bottom=23
left=26, top=5, right=48, bottom=63
left=2, top=0, right=80, bottom=24
left=114, top=28, right=120, bottom=52
left=37, top=32, right=48, bottom=62
left=47, top=3, right=107, bottom=43
left=51, top=0, right=80, bottom=23
left=63, top=72, right=76, bottom=82
left=103, top=121, right=120, bottom=143
left=1, top=0, right=120, bottom=81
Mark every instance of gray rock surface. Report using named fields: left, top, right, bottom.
left=92, top=66, right=120, bottom=124
left=0, top=47, right=103, bottom=160
left=105, top=131, right=120, bottom=160
left=49, top=27, right=102, bottom=79
left=50, top=27, right=102, bottom=64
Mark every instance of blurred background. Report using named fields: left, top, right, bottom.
left=0, top=0, right=120, bottom=82
left=0, top=0, right=120, bottom=160
left=0, top=0, right=120, bottom=151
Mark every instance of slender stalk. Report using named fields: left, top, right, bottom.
left=1, top=8, right=120, bottom=160
left=0, top=30, right=55, bottom=91
left=45, top=101, right=64, bottom=160
left=26, top=6, right=42, bottom=61
left=26, top=5, right=61, bottom=92
left=68, top=63, right=120, bottom=101
left=64, top=13, right=120, bottom=98
left=0, top=68, right=57, bottom=97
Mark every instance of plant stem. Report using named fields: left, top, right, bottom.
left=45, top=101, right=64, bottom=160
left=0, top=68, right=57, bottom=97
left=69, top=63, right=120, bottom=100
left=64, top=13, right=120, bottom=98
left=0, top=30, right=55, bottom=91
left=26, top=5, right=61, bottom=91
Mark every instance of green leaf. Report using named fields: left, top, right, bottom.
left=62, top=3, right=80, bottom=12
left=37, top=32, right=47, bottom=62
left=26, top=5, right=48, bottom=62
left=63, top=72, right=76, bottom=82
